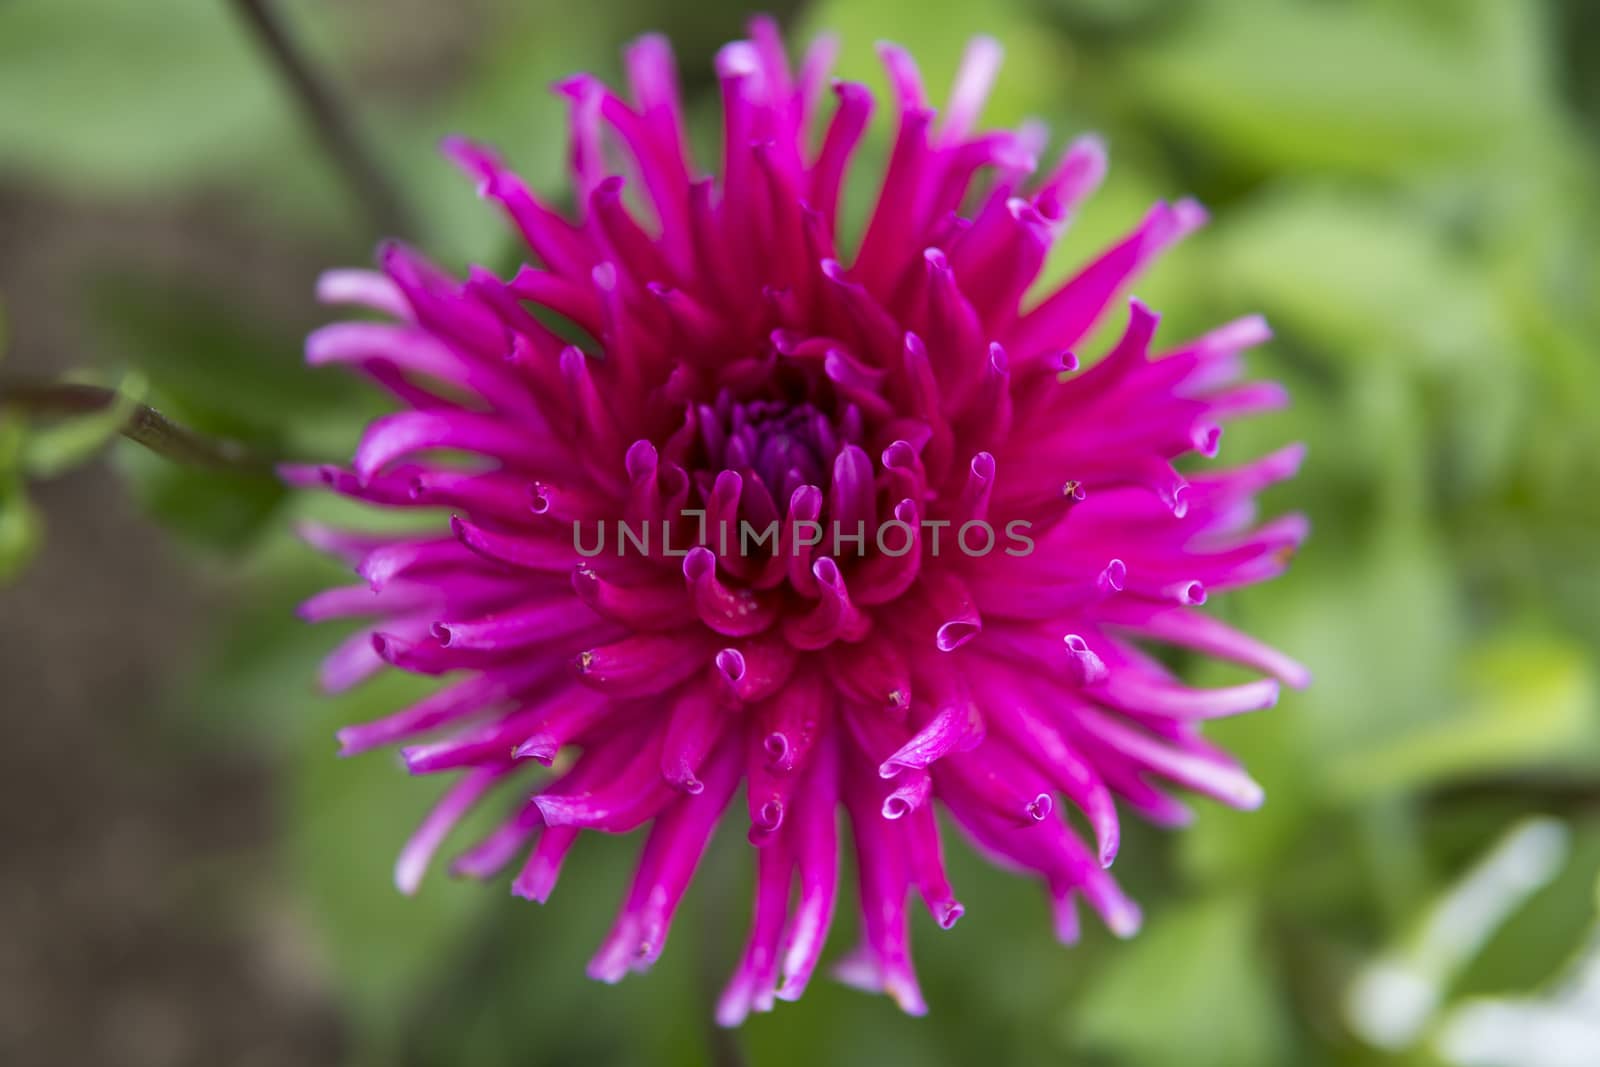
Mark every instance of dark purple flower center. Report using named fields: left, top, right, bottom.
left=707, top=396, right=836, bottom=499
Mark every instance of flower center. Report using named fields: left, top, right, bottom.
left=729, top=400, right=831, bottom=491
left=694, top=391, right=859, bottom=511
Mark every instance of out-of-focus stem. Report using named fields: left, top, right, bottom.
left=0, top=381, right=273, bottom=474
left=231, top=0, right=417, bottom=238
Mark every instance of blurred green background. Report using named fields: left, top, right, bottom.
left=3, top=0, right=1599, bottom=1064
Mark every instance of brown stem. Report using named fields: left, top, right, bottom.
left=0, top=381, right=275, bottom=474
left=231, top=0, right=417, bottom=238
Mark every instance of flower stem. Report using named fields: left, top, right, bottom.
left=231, top=0, right=418, bottom=238
left=0, top=381, right=274, bottom=475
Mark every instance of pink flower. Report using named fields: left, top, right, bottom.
left=290, top=18, right=1307, bottom=1023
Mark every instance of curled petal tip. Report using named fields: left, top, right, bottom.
left=512, top=735, right=558, bottom=764
left=682, top=544, right=715, bottom=579
left=1063, top=634, right=1108, bottom=684
left=754, top=799, right=784, bottom=834
left=935, top=619, right=981, bottom=652
left=531, top=795, right=570, bottom=826
left=1169, top=482, right=1190, bottom=518
left=1100, top=559, right=1127, bottom=593
left=715, top=648, right=745, bottom=685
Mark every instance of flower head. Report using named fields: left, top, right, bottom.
left=290, top=17, right=1307, bottom=1023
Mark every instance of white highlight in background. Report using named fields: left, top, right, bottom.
left=1344, top=816, right=1571, bottom=1051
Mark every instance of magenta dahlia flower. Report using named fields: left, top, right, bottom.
left=288, top=19, right=1306, bottom=1022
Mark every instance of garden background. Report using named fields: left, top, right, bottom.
left=2, top=1, right=1598, bottom=1064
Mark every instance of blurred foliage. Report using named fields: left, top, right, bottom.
left=85, top=272, right=366, bottom=550
left=3, top=0, right=1600, bottom=1065
left=0, top=423, right=42, bottom=583
left=0, top=303, right=39, bottom=581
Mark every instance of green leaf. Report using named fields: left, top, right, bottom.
left=1328, top=634, right=1600, bottom=798
left=1122, top=0, right=1554, bottom=176
left=0, top=421, right=42, bottom=584
left=285, top=673, right=708, bottom=1065
left=0, top=301, right=37, bottom=583
left=116, top=444, right=288, bottom=552
left=375, top=833, right=712, bottom=1067
left=168, top=523, right=376, bottom=746
left=285, top=673, right=497, bottom=1030
left=1179, top=697, right=1316, bottom=887
left=1037, top=0, right=1185, bottom=36
left=1067, top=893, right=1288, bottom=1067
left=1210, top=186, right=1512, bottom=371
left=1266, top=524, right=1463, bottom=771
left=84, top=271, right=364, bottom=551
left=1211, top=181, right=1533, bottom=494
left=1456, top=821, right=1600, bottom=998
left=85, top=273, right=358, bottom=434
left=1343, top=817, right=1574, bottom=1052
left=0, top=490, right=41, bottom=585
left=0, top=0, right=296, bottom=191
